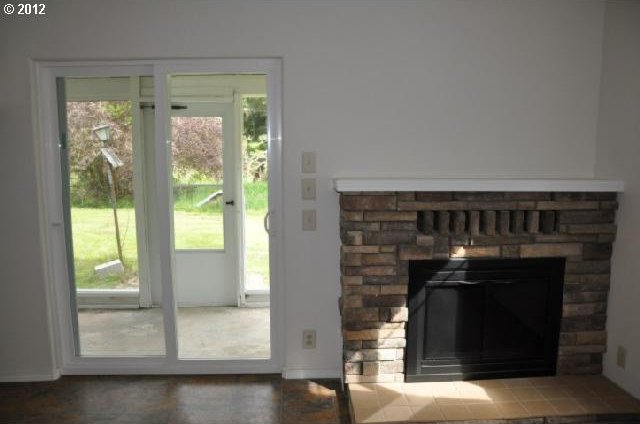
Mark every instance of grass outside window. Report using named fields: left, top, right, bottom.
left=71, top=182, right=269, bottom=290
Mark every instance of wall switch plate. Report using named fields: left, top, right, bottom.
left=301, top=178, right=316, bottom=200
left=302, top=329, right=316, bottom=349
left=617, top=345, right=627, bottom=369
left=302, top=209, right=316, bottom=231
left=301, top=152, right=316, bottom=173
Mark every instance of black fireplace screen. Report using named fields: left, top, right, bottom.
left=406, top=258, right=565, bottom=382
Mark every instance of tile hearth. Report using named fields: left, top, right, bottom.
left=348, top=375, right=640, bottom=423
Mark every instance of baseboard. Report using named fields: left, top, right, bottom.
left=0, top=370, right=60, bottom=382
left=282, top=368, right=341, bottom=379
left=0, top=369, right=339, bottom=381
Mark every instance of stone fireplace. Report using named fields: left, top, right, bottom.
left=339, top=188, right=619, bottom=383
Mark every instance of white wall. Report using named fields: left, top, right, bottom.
left=0, top=0, right=606, bottom=379
left=595, top=1, right=640, bottom=398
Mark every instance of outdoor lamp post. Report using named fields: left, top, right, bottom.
left=92, top=124, right=125, bottom=266
left=92, top=124, right=110, bottom=143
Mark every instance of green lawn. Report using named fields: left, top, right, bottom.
left=71, top=208, right=269, bottom=290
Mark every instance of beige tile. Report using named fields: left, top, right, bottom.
left=537, top=386, right=571, bottom=400
left=402, top=382, right=433, bottom=397
left=350, top=383, right=379, bottom=393
left=383, top=405, right=413, bottom=422
left=404, top=392, right=436, bottom=407
left=375, top=383, right=405, bottom=397
left=511, top=387, right=545, bottom=401
left=522, top=399, right=558, bottom=416
left=460, top=394, right=493, bottom=404
left=528, top=376, right=562, bottom=388
left=495, top=401, right=530, bottom=419
left=434, top=393, right=466, bottom=405
left=376, top=384, right=407, bottom=407
left=466, top=403, right=501, bottom=420
left=432, top=382, right=465, bottom=405
left=604, top=396, right=640, bottom=413
left=402, top=383, right=433, bottom=405
left=350, top=377, right=639, bottom=424
left=555, top=375, right=586, bottom=386
left=410, top=404, right=445, bottom=422
left=576, top=397, right=614, bottom=414
left=549, top=398, right=585, bottom=416
left=439, top=404, right=474, bottom=421
left=350, top=389, right=380, bottom=408
left=455, top=381, right=492, bottom=402
left=354, top=404, right=386, bottom=424
left=591, top=383, right=631, bottom=398
left=563, top=386, right=598, bottom=398
left=501, top=377, right=534, bottom=388
left=578, top=375, right=609, bottom=385
left=485, top=388, right=518, bottom=402
left=469, top=379, right=506, bottom=389
left=376, top=394, right=408, bottom=408
left=376, top=383, right=404, bottom=392
left=428, top=381, right=458, bottom=396
left=454, top=381, right=485, bottom=392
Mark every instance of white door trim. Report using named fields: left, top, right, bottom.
left=130, top=76, right=153, bottom=308
left=32, top=58, right=284, bottom=375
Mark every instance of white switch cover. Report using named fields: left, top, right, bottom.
left=617, top=345, right=627, bottom=368
left=301, top=178, right=316, bottom=200
left=302, top=329, right=316, bottom=349
left=301, top=152, right=316, bottom=173
left=302, top=209, right=316, bottom=231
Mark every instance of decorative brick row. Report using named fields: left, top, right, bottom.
left=417, top=209, right=561, bottom=236
left=339, top=191, right=618, bottom=383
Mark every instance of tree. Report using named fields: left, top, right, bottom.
left=67, top=101, right=134, bottom=206
left=67, top=97, right=268, bottom=206
left=243, top=97, right=268, bottom=181
left=171, top=116, right=223, bottom=183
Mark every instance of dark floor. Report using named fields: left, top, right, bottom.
left=0, top=375, right=351, bottom=424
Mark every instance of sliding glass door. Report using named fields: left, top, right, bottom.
left=58, top=75, right=165, bottom=357
left=43, top=60, right=282, bottom=373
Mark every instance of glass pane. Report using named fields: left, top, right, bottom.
left=171, top=116, right=224, bottom=250
left=242, top=96, right=270, bottom=291
left=63, top=76, right=165, bottom=356
left=67, top=100, right=139, bottom=290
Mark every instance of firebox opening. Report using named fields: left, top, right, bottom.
left=406, top=258, right=565, bottom=382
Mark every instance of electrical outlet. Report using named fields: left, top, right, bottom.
left=302, top=209, right=316, bottom=231
left=303, top=329, right=316, bottom=349
left=617, top=345, right=627, bottom=369
left=301, top=152, right=316, bottom=173
left=301, top=178, right=316, bottom=200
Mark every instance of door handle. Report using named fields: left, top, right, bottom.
left=264, top=210, right=271, bottom=235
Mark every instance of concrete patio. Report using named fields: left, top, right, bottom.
left=78, top=307, right=270, bottom=358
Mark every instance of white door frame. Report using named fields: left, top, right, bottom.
left=32, top=58, right=284, bottom=375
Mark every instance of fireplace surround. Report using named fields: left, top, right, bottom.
left=339, top=188, right=619, bottom=383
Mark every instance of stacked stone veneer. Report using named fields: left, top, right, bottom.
left=339, top=191, right=618, bottom=383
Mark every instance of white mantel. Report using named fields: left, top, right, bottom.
left=334, top=178, right=624, bottom=193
